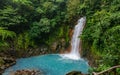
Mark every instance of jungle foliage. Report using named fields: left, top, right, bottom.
left=0, top=0, right=120, bottom=74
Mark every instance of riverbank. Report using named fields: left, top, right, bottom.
left=0, top=56, right=16, bottom=74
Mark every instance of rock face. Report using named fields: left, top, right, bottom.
left=10, top=69, right=43, bottom=75
left=50, top=41, right=59, bottom=52
left=50, top=38, right=67, bottom=53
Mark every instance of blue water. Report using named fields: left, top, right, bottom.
left=3, top=54, right=89, bottom=75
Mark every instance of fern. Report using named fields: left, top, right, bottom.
left=0, top=41, right=9, bottom=47
left=0, top=27, right=16, bottom=40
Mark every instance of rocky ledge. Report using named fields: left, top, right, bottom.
left=10, top=69, right=43, bottom=75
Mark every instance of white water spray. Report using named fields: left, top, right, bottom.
left=61, top=17, right=86, bottom=60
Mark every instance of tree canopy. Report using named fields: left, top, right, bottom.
left=0, top=0, right=120, bottom=74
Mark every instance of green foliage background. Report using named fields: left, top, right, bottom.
left=0, top=0, right=120, bottom=74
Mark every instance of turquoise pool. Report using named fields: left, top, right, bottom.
left=3, top=54, right=89, bottom=75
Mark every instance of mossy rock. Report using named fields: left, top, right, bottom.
left=0, top=57, right=4, bottom=66
left=66, top=71, right=84, bottom=75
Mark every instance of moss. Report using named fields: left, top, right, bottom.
left=0, top=57, right=4, bottom=66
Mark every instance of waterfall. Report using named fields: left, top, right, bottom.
left=61, top=17, right=86, bottom=60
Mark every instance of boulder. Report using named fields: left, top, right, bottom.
left=66, top=71, right=87, bottom=75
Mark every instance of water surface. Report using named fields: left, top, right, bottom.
left=3, top=54, right=89, bottom=75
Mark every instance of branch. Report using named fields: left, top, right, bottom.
left=92, top=65, right=120, bottom=75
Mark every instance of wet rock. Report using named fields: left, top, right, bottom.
left=50, top=41, right=58, bottom=52
left=0, top=57, right=16, bottom=74
left=66, top=71, right=87, bottom=75
left=10, top=69, right=43, bottom=75
left=61, top=38, right=66, bottom=46
left=50, top=38, right=67, bottom=53
left=19, top=45, right=49, bottom=57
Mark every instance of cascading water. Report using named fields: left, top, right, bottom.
left=61, top=17, right=86, bottom=60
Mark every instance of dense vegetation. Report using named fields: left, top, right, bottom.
left=0, top=0, right=120, bottom=74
